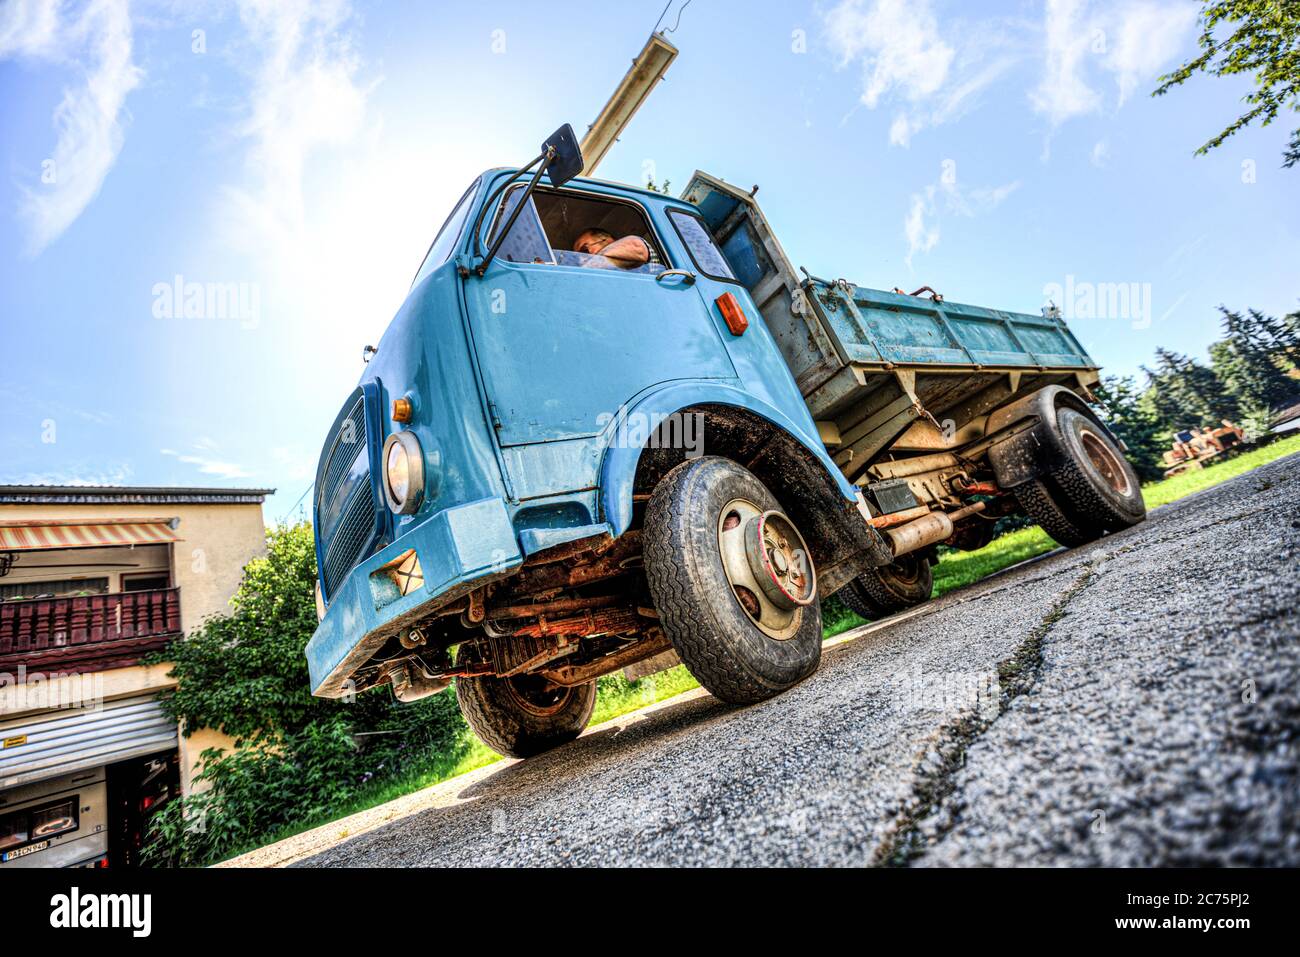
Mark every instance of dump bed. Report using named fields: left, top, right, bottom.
left=682, top=171, right=1101, bottom=482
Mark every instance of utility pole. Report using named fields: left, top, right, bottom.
left=579, top=33, right=678, bottom=177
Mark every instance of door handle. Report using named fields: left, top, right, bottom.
left=655, top=269, right=697, bottom=286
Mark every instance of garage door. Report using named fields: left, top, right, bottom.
left=0, top=696, right=177, bottom=790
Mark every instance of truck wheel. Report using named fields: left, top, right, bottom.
left=643, top=456, right=822, bottom=705
left=1016, top=405, right=1146, bottom=547
left=455, top=674, right=595, bottom=758
left=839, top=555, right=933, bottom=621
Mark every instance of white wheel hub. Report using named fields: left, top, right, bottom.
left=717, top=499, right=816, bottom=641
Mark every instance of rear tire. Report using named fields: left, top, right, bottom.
left=1016, top=405, right=1146, bottom=548
left=643, top=456, right=823, bottom=705
left=839, top=555, right=934, bottom=620
left=455, top=673, right=595, bottom=758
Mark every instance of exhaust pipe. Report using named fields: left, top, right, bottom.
left=388, top=660, right=452, bottom=703
left=884, top=501, right=986, bottom=558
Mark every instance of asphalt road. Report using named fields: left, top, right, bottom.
left=229, top=452, right=1300, bottom=867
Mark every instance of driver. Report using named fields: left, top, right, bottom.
left=572, top=228, right=650, bottom=269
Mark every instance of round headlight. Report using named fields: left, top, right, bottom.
left=386, top=441, right=410, bottom=502
left=382, top=430, right=424, bottom=514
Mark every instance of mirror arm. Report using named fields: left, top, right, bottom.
left=473, top=147, right=555, bottom=278
left=470, top=153, right=544, bottom=258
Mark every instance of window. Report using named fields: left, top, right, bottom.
left=487, top=186, right=554, bottom=265
left=0, top=797, right=80, bottom=860
left=668, top=209, right=736, bottom=282
left=0, top=577, right=108, bottom=602
left=121, top=573, right=169, bottom=592
left=486, top=187, right=667, bottom=276
left=412, top=178, right=481, bottom=287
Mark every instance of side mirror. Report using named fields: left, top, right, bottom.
left=542, top=123, right=583, bottom=186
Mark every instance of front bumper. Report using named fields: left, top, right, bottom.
left=306, top=496, right=523, bottom=697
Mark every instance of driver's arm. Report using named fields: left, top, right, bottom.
left=599, top=236, right=650, bottom=268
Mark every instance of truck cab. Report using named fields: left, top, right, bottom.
left=307, top=127, right=1145, bottom=757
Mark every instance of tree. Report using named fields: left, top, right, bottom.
left=154, top=523, right=327, bottom=743
left=1092, top=376, right=1168, bottom=481
left=1257, top=305, right=1300, bottom=370
left=146, top=523, right=470, bottom=865
left=1209, top=306, right=1300, bottom=413
left=1154, top=0, right=1300, bottom=168
left=1142, top=348, right=1241, bottom=431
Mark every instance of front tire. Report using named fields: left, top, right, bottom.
left=1016, top=405, right=1146, bottom=547
left=455, top=673, right=595, bottom=758
left=643, top=456, right=823, bottom=705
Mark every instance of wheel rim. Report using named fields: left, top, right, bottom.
left=1079, top=427, right=1131, bottom=496
left=503, top=674, right=571, bottom=717
left=717, top=498, right=816, bottom=641
left=887, top=555, right=923, bottom=585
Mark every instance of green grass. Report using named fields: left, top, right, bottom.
left=828, top=432, right=1300, bottom=634
left=927, top=431, right=1300, bottom=600
left=1140, top=432, right=1300, bottom=508
left=228, top=433, right=1299, bottom=862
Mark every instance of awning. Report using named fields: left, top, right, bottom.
left=0, top=518, right=181, bottom=552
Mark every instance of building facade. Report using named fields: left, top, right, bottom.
left=0, top=485, right=272, bottom=868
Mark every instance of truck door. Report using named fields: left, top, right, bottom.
left=463, top=184, right=737, bottom=447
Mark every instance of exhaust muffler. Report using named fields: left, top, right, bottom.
left=884, top=501, right=986, bottom=558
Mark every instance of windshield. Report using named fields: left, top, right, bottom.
left=412, top=178, right=481, bottom=287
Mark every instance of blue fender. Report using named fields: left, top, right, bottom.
left=598, top=381, right=858, bottom=537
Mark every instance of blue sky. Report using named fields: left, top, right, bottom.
left=1, top=0, right=1296, bottom=521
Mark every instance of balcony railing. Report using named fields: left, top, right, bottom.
left=0, top=587, right=182, bottom=677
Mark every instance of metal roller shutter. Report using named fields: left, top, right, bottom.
left=0, top=696, right=177, bottom=790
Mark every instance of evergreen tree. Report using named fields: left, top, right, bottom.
left=1210, top=307, right=1300, bottom=414
left=1258, top=306, right=1300, bottom=372
left=1142, top=348, right=1241, bottom=432
left=1092, top=376, right=1167, bottom=481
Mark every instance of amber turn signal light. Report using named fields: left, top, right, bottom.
left=392, top=397, right=413, bottom=423
left=716, top=292, right=748, bottom=336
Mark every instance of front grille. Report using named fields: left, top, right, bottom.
left=316, top=387, right=382, bottom=600
left=318, top=393, right=366, bottom=514
left=322, top=488, right=377, bottom=598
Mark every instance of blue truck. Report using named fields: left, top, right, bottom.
left=306, top=126, right=1145, bottom=757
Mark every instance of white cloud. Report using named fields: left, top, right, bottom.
left=1031, top=0, right=1197, bottom=126
left=0, top=0, right=61, bottom=57
left=826, top=0, right=953, bottom=107
left=1091, top=139, right=1110, bottom=167
left=824, top=0, right=1012, bottom=146
left=1104, top=1, right=1199, bottom=106
left=904, top=187, right=940, bottom=267
left=12, top=463, right=135, bottom=487
left=222, top=0, right=370, bottom=249
left=3, top=0, right=143, bottom=254
left=905, top=171, right=1019, bottom=267
left=1031, top=0, right=1100, bottom=126
left=161, top=444, right=254, bottom=480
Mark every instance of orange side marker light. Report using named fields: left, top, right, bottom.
left=716, top=292, right=748, bottom=336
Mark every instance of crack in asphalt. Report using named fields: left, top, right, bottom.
left=873, top=561, right=1102, bottom=866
